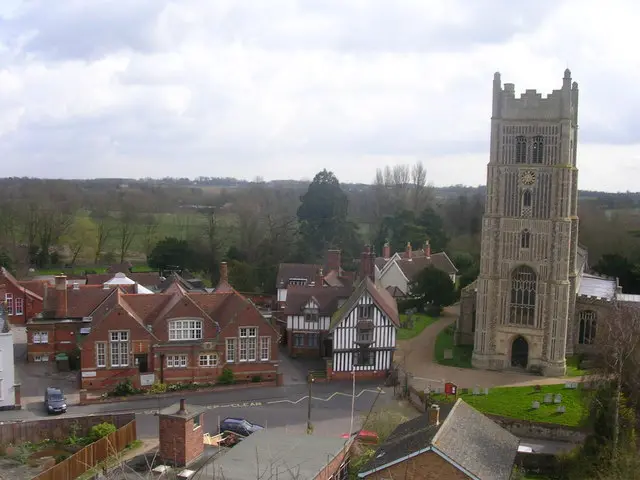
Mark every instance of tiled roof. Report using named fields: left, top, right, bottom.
left=578, top=273, right=617, bottom=300
left=385, top=285, right=406, bottom=298
left=393, top=252, right=458, bottom=280
left=330, top=277, right=399, bottom=330
left=66, top=285, right=121, bottom=318
left=1, top=267, right=43, bottom=301
left=276, top=263, right=321, bottom=286
left=18, top=279, right=49, bottom=299
left=360, top=400, right=519, bottom=480
left=283, top=285, right=352, bottom=316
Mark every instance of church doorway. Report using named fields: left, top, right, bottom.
left=511, top=336, right=529, bottom=368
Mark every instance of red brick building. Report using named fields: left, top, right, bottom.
left=79, top=262, right=279, bottom=391
left=0, top=267, right=45, bottom=325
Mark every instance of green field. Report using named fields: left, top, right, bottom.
left=431, top=384, right=589, bottom=427
left=565, top=355, right=590, bottom=377
left=434, top=324, right=473, bottom=368
left=397, top=314, right=439, bottom=340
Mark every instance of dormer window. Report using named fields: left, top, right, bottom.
left=289, top=278, right=307, bottom=287
left=358, top=304, right=373, bottom=319
left=355, top=320, right=374, bottom=345
left=169, top=319, right=203, bottom=341
left=304, top=308, right=319, bottom=322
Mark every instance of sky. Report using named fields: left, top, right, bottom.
left=0, top=0, right=639, bottom=192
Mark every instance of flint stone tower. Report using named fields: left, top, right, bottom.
left=472, top=69, right=579, bottom=376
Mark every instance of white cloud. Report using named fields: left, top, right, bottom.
left=0, top=0, right=637, bottom=191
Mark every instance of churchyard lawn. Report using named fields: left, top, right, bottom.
left=430, top=384, right=589, bottom=427
left=397, top=314, right=439, bottom=340
left=434, top=324, right=473, bottom=368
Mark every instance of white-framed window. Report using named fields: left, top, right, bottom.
left=15, top=297, right=24, bottom=316
left=293, top=333, right=305, bottom=347
left=33, top=355, right=49, bottom=362
left=308, top=333, right=319, bottom=347
left=5, top=294, right=13, bottom=315
left=353, top=349, right=375, bottom=367
left=96, top=342, right=106, bottom=368
left=226, top=338, right=236, bottom=363
left=193, top=414, right=202, bottom=430
left=199, top=353, right=218, bottom=367
left=33, top=331, right=49, bottom=344
left=239, top=327, right=257, bottom=362
left=358, top=304, right=373, bottom=319
left=167, top=354, right=188, bottom=368
left=110, top=331, right=129, bottom=367
left=260, top=337, right=270, bottom=361
left=169, top=319, right=203, bottom=341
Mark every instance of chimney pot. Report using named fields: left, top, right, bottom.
left=405, top=242, right=412, bottom=260
left=54, top=275, right=67, bottom=291
left=425, top=240, right=431, bottom=259
left=178, top=398, right=187, bottom=414
left=220, top=262, right=228, bottom=283
left=383, top=242, right=391, bottom=260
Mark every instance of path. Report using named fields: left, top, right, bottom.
left=396, top=305, right=586, bottom=390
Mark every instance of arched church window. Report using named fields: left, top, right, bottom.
left=509, top=265, right=537, bottom=326
left=521, top=229, right=531, bottom=249
left=532, top=135, right=544, bottom=164
left=515, top=136, right=527, bottom=163
left=578, top=310, right=597, bottom=344
left=523, top=190, right=532, bottom=207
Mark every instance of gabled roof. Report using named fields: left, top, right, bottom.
left=158, top=272, right=207, bottom=293
left=1, top=267, right=43, bottom=301
left=283, top=285, right=352, bottom=316
left=385, top=285, right=406, bottom=298
left=276, top=263, right=321, bottom=287
left=388, top=252, right=458, bottom=281
left=359, top=399, right=519, bottom=480
left=330, top=277, right=399, bottom=330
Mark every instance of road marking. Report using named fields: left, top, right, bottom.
left=267, top=388, right=384, bottom=405
left=207, top=401, right=263, bottom=409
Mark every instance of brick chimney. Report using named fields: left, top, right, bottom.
left=327, top=249, right=342, bottom=274
left=158, top=398, right=205, bottom=467
left=360, top=245, right=375, bottom=282
left=425, top=240, right=431, bottom=259
left=382, top=242, right=391, bottom=260
left=216, top=262, right=233, bottom=293
left=405, top=242, right=412, bottom=260
left=316, top=267, right=324, bottom=287
left=54, top=275, right=68, bottom=318
left=428, top=404, right=440, bottom=426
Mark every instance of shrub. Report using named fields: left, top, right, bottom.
left=150, top=382, right=167, bottom=394
left=109, top=379, right=140, bottom=397
left=251, top=375, right=262, bottom=383
left=54, top=453, right=70, bottom=464
left=89, top=422, right=117, bottom=442
left=218, top=367, right=235, bottom=385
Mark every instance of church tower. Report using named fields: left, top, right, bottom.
left=472, top=70, right=579, bottom=376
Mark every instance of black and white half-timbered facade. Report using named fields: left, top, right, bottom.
left=328, top=249, right=399, bottom=380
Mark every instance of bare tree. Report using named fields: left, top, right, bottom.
left=595, top=301, right=640, bottom=453
left=117, top=208, right=138, bottom=263
left=141, top=214, right=160, bottom=261
left=411, top=161, right=429, bottom=211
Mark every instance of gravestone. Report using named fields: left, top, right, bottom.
left=543, top=393, right=552, bottom=404
left=473, top=387, right=480, bottom=396
left=564, top=382, right=572, bottom=389
left=443, top=349, right=453, bottom=360
left=556, top=405, right=566, bottom=414
left=554, top=394, right=562, bottom=404
left=531, top=401, right=540, bottom=409
left=484, top=388, right=489, bottom=395
left=435, top=386, right=444, bottom=394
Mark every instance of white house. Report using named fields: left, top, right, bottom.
left=376, top=241, right=458, bottom=298
left=0, top=299, right=16, bottom=409
left=329, top=248, right=399, bottom=380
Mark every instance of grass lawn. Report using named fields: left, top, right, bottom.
left=434, top=324, right=473, bottom=368
left=565, top=355, right=590, bottom=377
left=35, top=264, right=156, bottom=276
left=397, top=314, right=439, bottom=340
left=431, top=384, right=589, bottom=427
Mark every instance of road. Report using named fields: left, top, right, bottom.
left=1, top=381, right=395, bottom=438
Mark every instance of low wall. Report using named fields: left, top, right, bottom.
left=515, top=452, right=559, bottom=475
left=486, top=414, right=588, bottom=444
left=0, top=413, right=136, bottom=447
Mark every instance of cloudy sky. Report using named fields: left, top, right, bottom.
left=0, top=0, right=638, bottom=191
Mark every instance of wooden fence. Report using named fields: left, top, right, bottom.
left=32, top=420, right=137, bottom=480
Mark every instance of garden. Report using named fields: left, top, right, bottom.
left=397, top=313, right=439, bottom=340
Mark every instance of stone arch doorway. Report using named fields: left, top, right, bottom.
left=511, top=336, right=529, bottom=368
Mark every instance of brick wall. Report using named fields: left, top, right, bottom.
left=313, top=443, right=350, bottom=480
left=367, top=451, right=469, bottom=480
left=159, top=414, right=204, bottom=467
left=0, top=413, right=135, bottom=447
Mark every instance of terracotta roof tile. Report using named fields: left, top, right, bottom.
left=18, top=280, right=48, bottom=299
left=1, top=267, right=43, bottom=301
left=120, top=294, right=173, bottom=324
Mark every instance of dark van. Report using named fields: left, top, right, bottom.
left=219, top=417, right=264, bottom=437
left=45, top=387, right=67, bottom=414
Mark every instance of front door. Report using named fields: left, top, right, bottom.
left=135, top=354, right=149, bottom=373
left=511, top=336, right=529, bottom=368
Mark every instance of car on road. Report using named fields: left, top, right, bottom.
left=44, top=387, right=67, bottom=414
left=219, top=417, right=264, bottom=437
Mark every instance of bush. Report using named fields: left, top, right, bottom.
left=109, top=379, right=141, bottom=397
left=251, top=375, right=262, bottom=383
left=218, top=367, right=236, bottom=385
left=89, top=422, right=117, bottom=442
left=150, top=382, right=167, bottom=394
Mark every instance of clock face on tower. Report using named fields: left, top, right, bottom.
left=520, top=169, right=536, bottom=186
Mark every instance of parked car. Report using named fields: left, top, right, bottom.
left=45, top=387, right=67, bottom=414
left=218, top=417, right=264, bottom=437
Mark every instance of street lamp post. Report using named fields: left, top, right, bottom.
left=307, top=374, right=315, bottom=434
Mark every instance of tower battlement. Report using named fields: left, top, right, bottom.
left=492, top=70, right=579, bottom=122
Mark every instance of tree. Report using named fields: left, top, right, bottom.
left=140, top=214, right=160, bottom=261
left=116, top=208, right=138, bottom=263
left=593, top=254, right=640, bottom=294
left=417, top=207, right=449, bottom=252
left=227, top=260, right=259, bottom=292
left=148, top=237, right=196, bottom=272
left=408, top=266, right=456, bottom=315
left=62, top=215, right=97, bottom=265
left=198, top=208, right=220, bottom=285
left=90, top=209, right=113, bottom=264
left=297, top=170, right=350, bottom=260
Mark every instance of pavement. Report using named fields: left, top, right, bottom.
left=396, top=305, right=587, bottom=390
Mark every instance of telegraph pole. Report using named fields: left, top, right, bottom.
left=307, top=374, right=315, bottom=434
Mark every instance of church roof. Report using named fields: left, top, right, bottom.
left=578, top=273, right=616, bottom=300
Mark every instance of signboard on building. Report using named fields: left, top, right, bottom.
left=140, top=373, right=155, bottom=386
